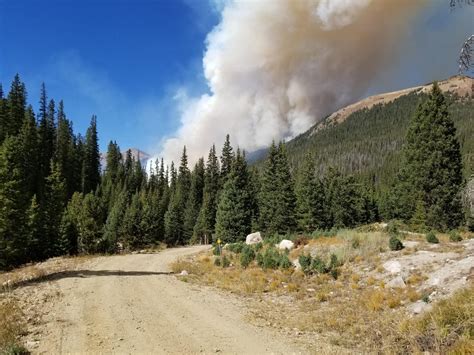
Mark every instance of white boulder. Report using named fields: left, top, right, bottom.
left=387, top=276, right=406, bottom=289
left=278, top=239, right=294, bottom=251
left=246, top=232, right=263, bottom=245
left=383, top=260, right=402, bottom=274
left=179, top=270, right=189, bottom=276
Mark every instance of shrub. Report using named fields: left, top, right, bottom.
left=222, top=255, right=230, bottom=268
left=389, top=236, right=404, bottom=251
left=240, top=245, right=256, bottom=268
left=279, top=254, right=292, bottom=269
left=256, top=253, right=264, bottom=267
left=311, top=256, right=326, bottom=274
left=299, top=254, right=312, bottom=274
left=448, top=231, right=462, bottom=242
left=214, top=257, right=221, bottom=266
left=228, top=242, right=244, bottom=254
left=426, top=231, right=439, bottom=244
left=261, top=248, right=280, bottom=269
left=253, top=242, right=263, bottom=252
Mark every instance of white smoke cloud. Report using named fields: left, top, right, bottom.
left=159, top=0, right=425, bottom=163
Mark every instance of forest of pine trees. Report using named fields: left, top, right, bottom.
left=0, top=76, right=468, bottom=270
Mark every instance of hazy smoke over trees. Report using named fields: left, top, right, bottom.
left=160, top=0, right=426, bottom=163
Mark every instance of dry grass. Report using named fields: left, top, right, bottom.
left=0, top=295, right=26, bottom=353
left=0, top=255, right=92, bottom=292
left=173, top=228, right=473, bottom=353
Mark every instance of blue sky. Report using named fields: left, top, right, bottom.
left=0, top=0, right=472, bottom=153
left=0, top=0, right=218, bottom=151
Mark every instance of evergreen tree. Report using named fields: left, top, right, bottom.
left=55, top=100, right=76, bottom=198
left=215, top=149, right=253, bottom=243
left=140, top=188, right=162, bottom=244
left=6, top=74, right=26, bottom=137
left=121, top=192, right=143, bottom=249
left=220, top=134, right=234, bottom=185
left=19, top=106, right=40, bottom=198
left=194, top=145, right=220, bottom=243
left=82, top=115, right=101, bottom=193
left=183, top=158, right=205, bottom=242
left=164, top=147, right=191, bottom=245
left=0, top=136, right=29, bottom=268
left=0, top=83, right=8, bottom=143
left=295, top=154, right=326, bottom=232
left=38, top=95, right=56, bottom=189
left=105, top=141, right=122, bottom=185
left=259, top=142, right=296, bottom=234
left=392, top=83, right=464, bottom=230
left=26, top=195, right=44, bottom=260
left=77, top=192, right=104, bottom=253
left=43, top=162, right=67, bottom=257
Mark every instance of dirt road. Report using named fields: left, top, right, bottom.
left=31, top=246, right=304, bottom=354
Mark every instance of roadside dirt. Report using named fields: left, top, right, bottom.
left=19, top=246, right=305, bottom=354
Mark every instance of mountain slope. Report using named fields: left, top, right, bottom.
left=256, top=76, right=474, bottom=190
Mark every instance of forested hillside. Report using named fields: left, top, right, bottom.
left=274, top=78, right=474, bottom=189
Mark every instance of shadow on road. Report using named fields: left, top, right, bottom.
left=6, top=270, right=173, bottom=290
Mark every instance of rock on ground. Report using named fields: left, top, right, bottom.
left=278, top=240, right=294, bottom=251
left=246, top=232, right=263, bottom=245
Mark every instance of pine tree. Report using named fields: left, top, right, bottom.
left=77, top=192, right=104, bottom=253
left=183, top=158, right=205, bottom=242
left=215, top=149, right=253, bottom=243
left=295, top=154, right=326, bottom=232
left=393, top=83, right=464, bottom=230
left=164, top=147, right=191, bottom=245
left=220, top=134, right=234, bottom=186
left=26, top=195, right=44, bottom=260
left=82, top=115, right=101, bottom=193
left=105, top=141, right=122, bottom=184
left=38, top=94, right=56, bottom=189
left=0, top=83, right=8, bottom=143
left=0, top=136, right=29, bottom=268
left=259, top=142, right=296, bottom=234
left=43, top=162, right=67, bottom=257
left=6, top=74, right=26, bottom=137
left=194, top=145, right=220, bottom=243
left=59, top=193, right=83, bottom=255
left=121, top=192, right=143, bottom=249
left=55, top=100, right=76, bottom=198
left=19, top=106, right=40, bottom=198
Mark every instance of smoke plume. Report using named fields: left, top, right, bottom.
left=160, top=0, right=426, bottom=163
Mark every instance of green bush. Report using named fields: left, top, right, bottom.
left=214, top=257, right=221, bottom=266
left=299, top=254, right=312, bottom=274
left=222, top=255, right=230, bottom=268
left=426, top=231, right=439, bottom=244
left=279, top=254, right=292, bottom=269
left=240, top=245, right=256, bottom=268
left=387, top=220, right=401, bottom=236
left=256, top=252, right=264, bottom=267
left=449, top=231, right=462, bottom=242
left=261, top=247, right=280, bottom=269
left=389, top=236, right=404, bottom=251
left=311, top=256, right=326, bottom=274
left=228, top=242, right=244, bottom=254
left=253, top=242, right=263, bottom=252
